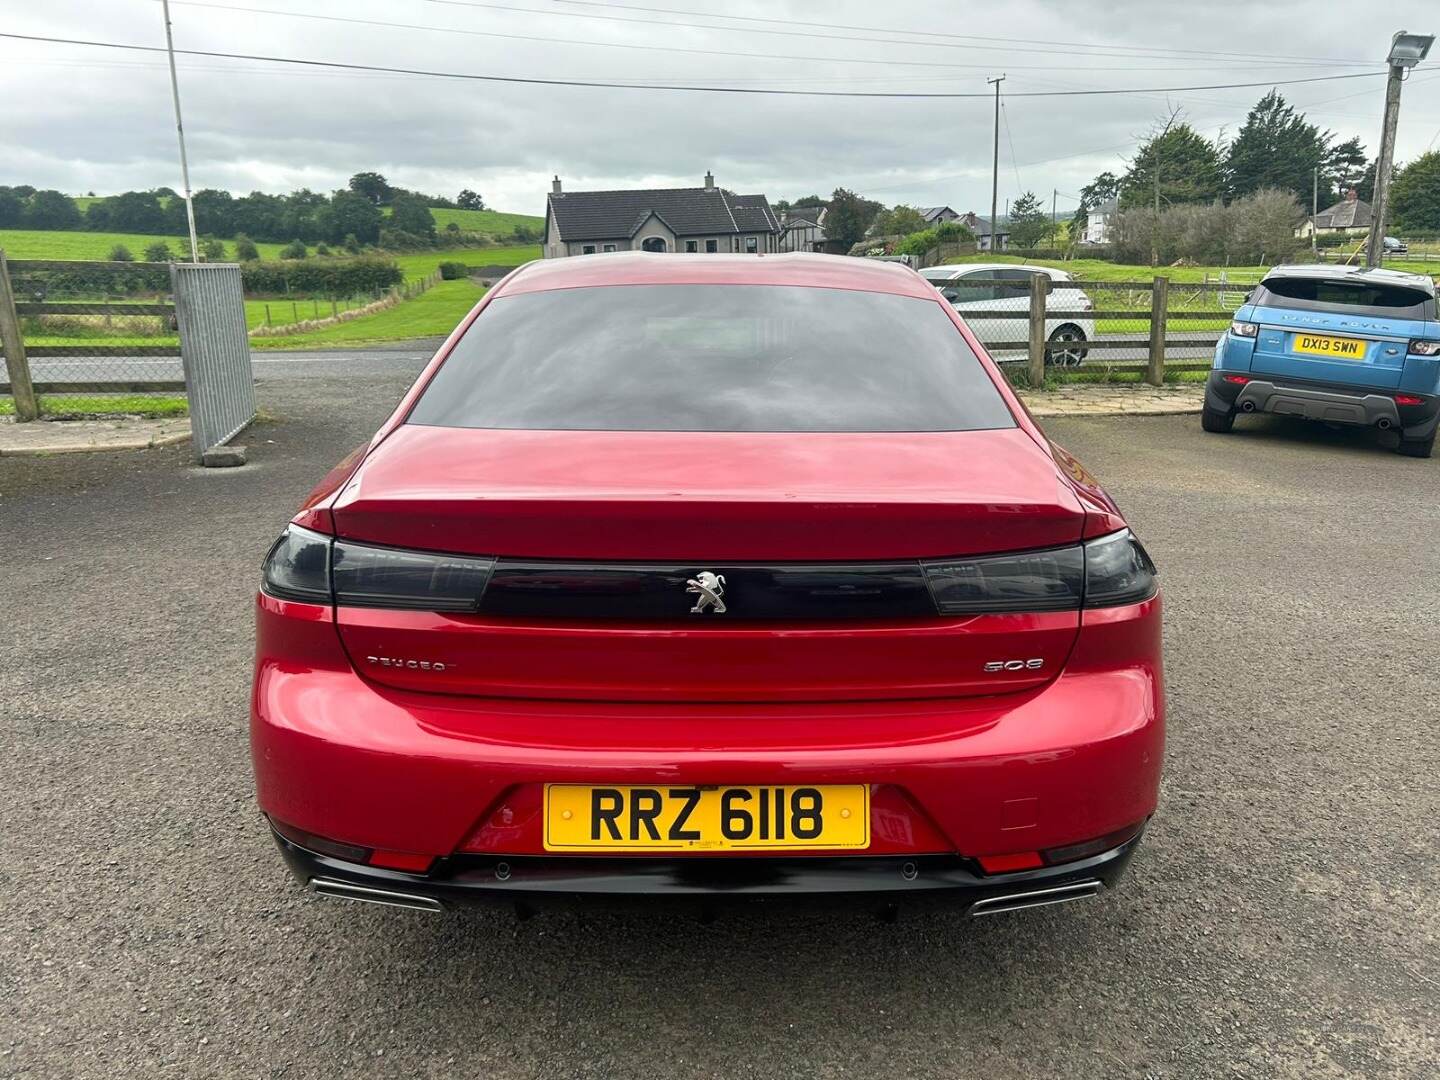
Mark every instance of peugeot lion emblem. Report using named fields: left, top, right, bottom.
left=686, top=571, right=727, bottom=614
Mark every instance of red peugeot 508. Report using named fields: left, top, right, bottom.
left=252, top=253, right=1163, bottom=917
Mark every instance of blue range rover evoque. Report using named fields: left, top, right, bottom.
left=1206, top=265, right=1440, bottom=458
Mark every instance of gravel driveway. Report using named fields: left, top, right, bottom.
left=1, top=373, right=1435, bottom=1079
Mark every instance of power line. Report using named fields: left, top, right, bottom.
left=424, top=0, right=1375, bottom=67
left=546, top=0, right=1376, bottom=66
left=0, top=33, right=1389, bottom=99
left=157, top=0, right=1355, bottom=75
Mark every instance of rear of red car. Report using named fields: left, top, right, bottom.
left=251, top=254, right=1163, bottom=916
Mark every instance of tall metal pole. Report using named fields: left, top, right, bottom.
left=1365, top=63, right=1404, bottom=268
left=987, top=75, right=1005, bottom=253
left=161, top=0, right=199, bottom=263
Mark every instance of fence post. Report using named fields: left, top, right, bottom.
left=1028, top=273, right=1048, bottom=387
left=1147, top=275, right=1168, bottom=387
left=0, top=250, right=39, bottom=422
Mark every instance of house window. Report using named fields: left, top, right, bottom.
left=641, top=237, right=667, bottom=253
left=581, top=244, right=596, bottom=255
left=706, top=239, right=718, bottom=253
left=745, top=236, right=758, bottom=254
left=685, top=240, right=698, bottom=253
left=602, top=244, right=616, bottom=253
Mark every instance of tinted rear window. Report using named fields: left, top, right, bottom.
left=407, top=284, right=1016, bottom=432
left=1258, top=276, right=1434, bottom=317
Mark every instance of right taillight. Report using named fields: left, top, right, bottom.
left=922, top=529, right=1156, bottom=614
left=1230, top=321, right=1258, bottom=338
left=260, top=526, right=495, bottom=611
left=1082, top=529, right=1158, bottom=608
left=1407, top=339, right=1440, bottom=356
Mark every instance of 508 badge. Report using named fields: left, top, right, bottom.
left=984, top=658, right=1044, bottom=672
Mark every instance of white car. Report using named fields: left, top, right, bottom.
left=920, top=264, right=1095, bottom=367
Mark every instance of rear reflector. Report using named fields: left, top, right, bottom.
left=1394, top=394, right=1424, bottom=407
left=1222, top=374, right=1251, bottom=385
left=977, top=851, right=1044, bottom=874
left=368, top=850, right=435, bottom=873
left=269, top=817, right=371, bottom=864
left=1041, top=821, right=1145, bottom=866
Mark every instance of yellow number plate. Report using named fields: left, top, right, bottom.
left=1294, top=333, right=1366, bottom=359
left=543, top=784, right=870, bottom=852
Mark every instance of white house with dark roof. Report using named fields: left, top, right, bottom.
left=778, top=207, right=827, bottom=253
left=1296, top=189, right=1373, bottom=238
left=917, top=206, right=960, bottom=225
left=543, top=172, right=781, bottom=258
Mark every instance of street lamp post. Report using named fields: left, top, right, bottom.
left=1365, top=30, right=1434, bottom=267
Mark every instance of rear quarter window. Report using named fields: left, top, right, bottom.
left=1256, top=277, right=1436, bottom=319
left=407, top=284, right=1017, bottom=433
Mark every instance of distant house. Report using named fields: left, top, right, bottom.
left=1297, top=189, right=1372, bottom=238
left=778, top=207, right=827, bottom=253
left=917, top=206, right=960, bottom=225
left=543, top=172, right=781, bottom=258
left=956, top=211, right=1009, bottom=252
left=1081, top=198, right=1117, bottom=245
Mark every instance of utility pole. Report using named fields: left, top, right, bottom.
left=1312, top=166, right=1319, bottom=259
left=1151, top=168, right=1160, bottom=267
left=161, top=0, right=199, bottom=263
left=1367, top=31, right=1435, bottom=267
left=988, top=75, right=1005, bottom=253
left=1051, top=188, right=1057, bottom=246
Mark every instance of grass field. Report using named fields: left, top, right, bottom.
left=0, top=228, right=288, bottom=262
left=0, top=394, right=188, bottom=418
left=250, top=279, right=486, bottom=349
left=428, top=207, right=542, bottom=235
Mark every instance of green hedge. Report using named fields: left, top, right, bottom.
left=437, top=261, right=469, bottom=280
left=240, top=254, right=403, bottom=296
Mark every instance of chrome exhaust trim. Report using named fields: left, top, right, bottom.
left=309, top=878, right=444, bottom=913
left=968, top=880, right=1102, bottom=917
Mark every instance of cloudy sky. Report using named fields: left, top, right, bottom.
left=3, top=0, right=1438, bottom=217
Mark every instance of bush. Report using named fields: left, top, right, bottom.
left=108, top=244, right=134, bottom=262
left=143, top=241, right=173, bottom=262
left=445, top=221, right=461, bottom=235
left=280, top=239, right=308, bottom=260
left=438, top=261, right=469, bottom=280
left=377, top=227, right=431, bottom=251
left=233, top=233, right=260, bottom=261
left=1110, top=189, right=1302, bottom=265
left=199, top=236, right=226, bottom=261
left=342, top=233, right=361, bottom=254
left=315, top=242, right=332, bottom=256
left=239, top=254, right=404, bottom=296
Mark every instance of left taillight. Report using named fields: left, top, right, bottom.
left=261, top=525, right=495, bottom=611
left=261, top=524, right=332, bottom=603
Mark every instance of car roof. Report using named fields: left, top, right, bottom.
left=498, top=251, right=935, bottom=300
left=1262, top=263, right=1436, bottom=295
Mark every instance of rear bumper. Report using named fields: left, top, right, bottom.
left=1207, top=371, right=1440, bottom=438
left=276, top=826, right=1144, bottom=912
left=251, top=593, right=1164, bottom=867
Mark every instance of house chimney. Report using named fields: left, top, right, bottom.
left=552, top=176, right=562, bottom=195
left=1345, top=188, right=1358, bottom=202
left=704, top=170, right=714, bottom=190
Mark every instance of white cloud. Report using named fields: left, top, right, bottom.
left=2, top=0, right=1437, bottom=214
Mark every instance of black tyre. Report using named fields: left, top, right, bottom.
left=1396, top=431, right=1435, bottom=458
left=1046, top=325, right=1088, bottom=368
left=1201, top=404, right=1235, bottom=433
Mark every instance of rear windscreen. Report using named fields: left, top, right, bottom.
left=1258, top=277, right=1434, bottom=317
left=407, top=284, right=1017, bottom=432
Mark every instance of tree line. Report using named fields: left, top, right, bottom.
left=1071, top=92, right=1440, bottom=235
left=0, top=173, right=530, bottom=249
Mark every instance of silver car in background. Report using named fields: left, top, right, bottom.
left=921, top=264, right=1096, bottom=367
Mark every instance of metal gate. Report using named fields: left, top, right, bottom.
left=171, top=262, right=255, bottom=458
